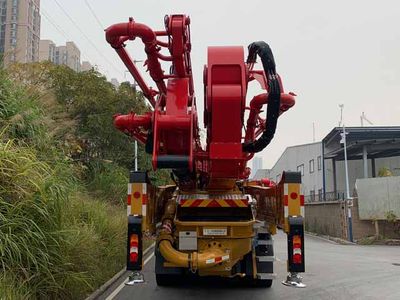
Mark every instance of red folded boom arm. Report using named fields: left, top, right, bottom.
left=105, top=15, right=296, bottom=189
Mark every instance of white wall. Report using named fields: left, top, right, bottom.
left=356, top=176, right=400, bottom=220
left=267, top=141, right=400, bottom=201
left=269, top=142, right=323, bottom=198
left=328, top=156, right=400, bottom=197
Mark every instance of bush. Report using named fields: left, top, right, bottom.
left=86, top=160, right=128, bottom=205
left=0, top=68, right=46, bottom=145
left=0, top=140, right=127, bottom=299
left=1, top=65, right=128, bottom=299
left=0, top=138, right=85, bottom=298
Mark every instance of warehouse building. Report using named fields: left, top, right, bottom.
left=255, top=126, right=400, bottom=202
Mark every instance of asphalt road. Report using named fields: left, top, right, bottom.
left=100, top=231, right=400, bottom=300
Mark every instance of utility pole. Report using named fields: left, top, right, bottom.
left=133, top=60, right=143, bottom=171
left=312, top=122, right=315, bottom=142
left=338, top=105, right=344, bottom=127
left=125, top=59, right=144, bottom=171
left=339, top=104, right=353, bottom=242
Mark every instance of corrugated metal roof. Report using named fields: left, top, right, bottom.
left=323, top=126, right=400, bottom=160
left=323, top=126, right=400, bottom=144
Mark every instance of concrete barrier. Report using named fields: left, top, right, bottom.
left=305, top=201, right=346, bottom=239
left=305, top=198, right=400, bottom=241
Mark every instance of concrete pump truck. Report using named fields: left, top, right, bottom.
left=105, top=14, right=306, bottom=288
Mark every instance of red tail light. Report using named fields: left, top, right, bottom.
left=129, top=234, right=139, bottom=263
left=292, top=235, right=302, bottom=264
left=130, top=252, right=138, bottom=262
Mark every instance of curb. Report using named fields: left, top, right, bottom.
left=85, top=242, right=156, bottom=300
left=305, top=231, right=356, bottom=245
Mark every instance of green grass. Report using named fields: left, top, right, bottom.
left=0, top=139, right=127, bottom=298
left=62, top=192, right=127, bottom=297
left=0, top=64, right=129, bottom=299
left=86, top=160, right=128, bottom=205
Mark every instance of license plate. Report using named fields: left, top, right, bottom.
left=203, top=228, right=227, bottom=236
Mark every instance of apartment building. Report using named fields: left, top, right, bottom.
left=38, top=39, right=55, bottom=62
left=81, top=60, right=93, bottom=71
left=0, top=0, right=40, bottom=65
left=51, top=41, right=80, bottom=72
left=39, top=39, right=81, bottom=72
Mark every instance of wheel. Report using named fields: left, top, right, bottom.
left=155, top=245, right=184, bottom=286
left=254, top=232, right=274, bottom=288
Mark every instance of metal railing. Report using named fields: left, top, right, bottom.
left=305, top=190, right=346, bottom=203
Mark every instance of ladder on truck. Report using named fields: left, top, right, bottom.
left=245, top=171, right=306, bottom=288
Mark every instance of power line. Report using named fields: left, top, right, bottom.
left=41, top=8, right=90, bottom=62
left=84, top=0, right=105, bottom=30
left=52, top=0, right=123, bottom=77
left=41, top=8, right=71, bottom=41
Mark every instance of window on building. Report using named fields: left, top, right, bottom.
left=297, top=164, right=304, bottom=176
left=310, top=190, right=315, bottom=202
left=309, top=159, right=314, bottom=173
left=317, top=156, right=322, bottom=171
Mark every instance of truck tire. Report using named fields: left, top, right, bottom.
left=253, top=232, right=274, bottom=288
left=154, top=245, right=184, bottom=286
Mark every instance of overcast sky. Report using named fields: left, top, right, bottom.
left=41, top=0, right=400, bottom=169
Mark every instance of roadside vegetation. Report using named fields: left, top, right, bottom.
left=0, top=62, right=167, bottom=299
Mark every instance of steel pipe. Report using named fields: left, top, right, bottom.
left=244, top=93, right=295, bottom=142
left=158, top=240, right=228, bottom=270
left=113, top=113, right=152, bottom=131
left=105, top=18, right=167, bottom=106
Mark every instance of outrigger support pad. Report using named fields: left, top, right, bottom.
left=125, top=271, right=145, bottom=286
left=282, top=272, right=306, bottom=288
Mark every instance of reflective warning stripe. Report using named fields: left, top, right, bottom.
left=205, top=254, right=230, bottom=264
left=127, top=183, right=132, bottom=216
left=142, top=184, right=147, bottom=216
left=300, top=195, right=305, bottom=217
left=283, top=183, right=304, bottom=231
left=177, top=194, right=246, bottom=200
left=127, top=182, right=148, bottom=216
left=286, top=183, right=302, bottom=216
left=179, top=199, right=248, bottom=207
left=284, top=194, right=289, bottom=218
left=284, top=183, right=289, bottom=196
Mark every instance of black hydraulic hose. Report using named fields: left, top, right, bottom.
left=242, top=41, right=281, bottom=153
